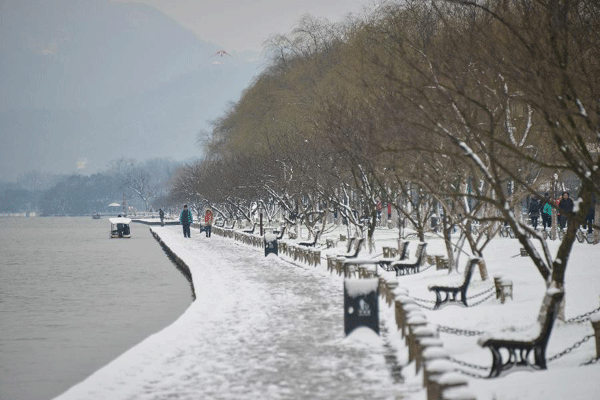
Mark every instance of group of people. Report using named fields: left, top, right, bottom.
left=528, top=191, right=596, bottom=233
left=178, top=205, right=212, bottom=238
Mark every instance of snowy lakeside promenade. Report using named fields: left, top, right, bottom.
left=54, top=225, right=401, bottom=400
left=269, top=226, right=600, bottom=400
left=54, top=223, right=600, bottom=399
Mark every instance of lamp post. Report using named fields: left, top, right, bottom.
left=259, top=204, right=264, bottom=236
left=551, top=173, right=558, bottom=240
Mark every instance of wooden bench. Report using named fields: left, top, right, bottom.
left=275, top=226, right=286, bottom=240
left=299, top=230, right=320, bottom=247
left=391, top=242, right=427, bottom=276
left=225, top=220, right=236, bottom=230
left=379, top=241, right=410, bottom=272
left=339, top=237, right=356, bottom=256
left=242, top=223, right=256, bottom=234
left=428, top=258, right=479, bottom=310
left=338, top=237, right=364, bottom=259
left=477, top=288, right=564, bottom=378
left=343, top=241, right=410, bottom=274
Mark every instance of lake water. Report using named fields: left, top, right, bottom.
left=0, top=217, right=193, bottom=400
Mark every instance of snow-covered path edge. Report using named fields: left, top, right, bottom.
left=54, top=226, right=406, bottom=400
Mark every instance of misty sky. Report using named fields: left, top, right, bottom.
left=110, top=0, right=373, bottom=51
left=0, top=0, right=379, bottom=182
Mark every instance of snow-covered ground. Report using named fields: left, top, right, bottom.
left=54, top=225, right=401, bottom=400
left=54, top=223, right=600, bottom=400
left=375, top=230, right=600, bottom=400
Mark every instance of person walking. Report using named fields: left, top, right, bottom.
left=528, top=196, right=540, bottom=230
left=159, top=209, right=165, bottom=227
left=558, top=192, right=574, bottom=230
left=585, top=193, right=596, bottom=234
left=541, top=193, right=552, bottom=230
left=204, top=209, right=213, bottom=238
left=180, top=205, right=193, bottom=238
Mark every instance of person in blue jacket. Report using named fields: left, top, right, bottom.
left=541, top=193, right=552, bottom=230
left=179, top=205, right=193, bottom=238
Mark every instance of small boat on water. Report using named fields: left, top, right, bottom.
left=109, top=217, right=131, bottom=238
left=92, top=212, right=101, bottom=219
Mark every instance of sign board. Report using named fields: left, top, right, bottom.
left=264, top=233, right=278, bottom=257
left=344, top=278, right=379, bottom=335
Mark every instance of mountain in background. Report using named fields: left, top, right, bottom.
left=0, top=0, right=265, bottom=181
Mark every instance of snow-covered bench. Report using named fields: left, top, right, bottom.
left=337, top=237, right=364, bottom=259
left=225, top=220, right=236, bottom=230
left=242, top=223, right=256, bottom=234
left=338, top=237, right=356, bottom=256
left=299, top=230, right=320, bottom=247
left=477, top=288, right=564, bottom=378
left=340, top=240, right=409, bottom=274
left=391, top=242, right=427, bottom=276
left=275, top=226, right=286, bottom=240
left=379, top=241, right=410, bottom=272
left=428, top=258, right=480, bottom=310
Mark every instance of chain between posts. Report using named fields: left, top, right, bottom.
left=564, top=306, right=600, bottom=324
left=437, top=325, right=485, bottom=336
left=419, top=264, right=434, bottom=273
left=581, top=355, right=600, bottom=366
left=468, top=290, right=496, bottom=306
left=448, top=356, right=489, bottom=371
left=548, top=334, right=594, bottom=362
left=453, top=369, right=488, bottom=379
left=413, top=300, right=435, bottom=310
left=465, top=285, right=495, bottom=299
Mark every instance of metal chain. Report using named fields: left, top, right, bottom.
left=565, top=306, right=600, bottom=324
left=469, top=290, right=496, bottom=306
left=413, top=300, right=436, bottom=310
left=453, top=368, right=488, bottom=379
left=411, top=295, right=436, bottom=304
left=437, top=325, right=485, bottom=337
left=581, top=356, right=600, bottom=366
left=448, top=356, right=490, bottom=371
left=467, top=285, right=495, bottom=300
left=548, top=334, right=594, bottom=362
left=419, top=263, right=434, bottom=272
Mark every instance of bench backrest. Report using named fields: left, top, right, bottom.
left=276, top=226, right=286, bottom=240
left=313, top=230, right=321, bottom=244
left=462, top=258, right=480, bottom=287
left=536, top=289, right=564, bottom=345
left=352, top=238, right=365, bottom=256
left=399, top=241, right=410, bottom=260
left=414, top=242, right=427, bottom=264
left=345, top=237, right=356, bottom=253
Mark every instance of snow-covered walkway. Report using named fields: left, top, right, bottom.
left=54, top=225, right=401, bottom=400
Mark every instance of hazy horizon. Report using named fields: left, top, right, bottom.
left=0, top=0, right=376, bottom=183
